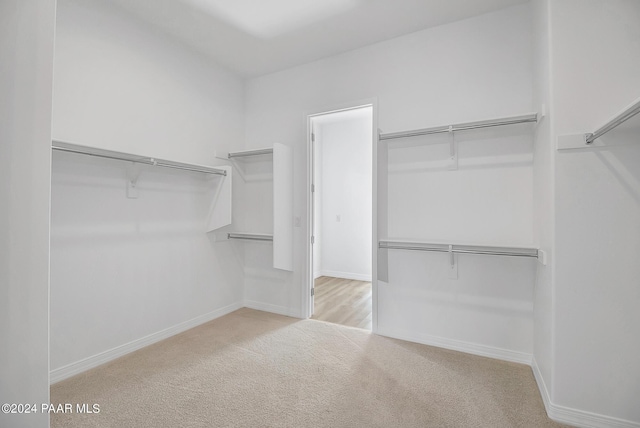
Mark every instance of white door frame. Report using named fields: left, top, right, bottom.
left=302, top=98, right=379, bottom=333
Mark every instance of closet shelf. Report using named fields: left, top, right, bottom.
left=52, top=140, right=227, bottom=176
left=379, top=240, right=540, bottom=259
left=379, top=112, right=539, bottom=141
left=557, top=96, right=640, bottom=150
left=228, top=148, right=273, bottom=159
left=218, top=143, right=292, bottom=270
left=585, top=96, right=640, bottom=145
left=53, top=140, right=232, bottom=232
left=228, top=232, right=273, bottom=242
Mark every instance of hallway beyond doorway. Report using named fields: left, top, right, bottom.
left=311, top=276, right=371, bottom=330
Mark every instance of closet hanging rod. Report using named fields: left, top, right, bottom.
left=585, top=98, right=640, bottom=144
left=379, top=113, right=538, bottom=141
left=379, top=240, right=539, bottom=259
left=227, top=233, right=273, bottom=242
left=228, top=148, right=274, bottom=159
left=52, top=141, right=227, bottom=176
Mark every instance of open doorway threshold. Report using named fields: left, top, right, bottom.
left=311, top=276, right=371, bottom=330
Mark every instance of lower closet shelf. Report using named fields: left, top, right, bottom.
left=378, top=240, right=539, bottom=259
left=228, top=232, right=273, bottom=242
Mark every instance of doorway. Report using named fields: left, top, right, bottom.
left=308, top=105, right=374, bottom=330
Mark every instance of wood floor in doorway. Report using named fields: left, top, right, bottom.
left=311, top=276, right=371, bottom=330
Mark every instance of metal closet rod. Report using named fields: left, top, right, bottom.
left=227, top=233, right=273, bottom=242
left=228, top=148, right=273, bottom=159
left=585, top=98, right=640, bottom=144
left=378, top=240, right=539, bottom=259
left=379, top=113, right=538, bottom=141
left=52, top=140, right=227, bottom=176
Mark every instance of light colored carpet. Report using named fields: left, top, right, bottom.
left=51, top=308, right=564, bottom=427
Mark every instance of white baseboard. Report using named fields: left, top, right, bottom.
left=376, top=327, right=532, bottom=365
left=531, top=358, right=640, bottom=428
left=50, top=301, right=243, bottom=384
left=531, top=357, right=553, bottom=418
left=243, top=300, right=302, bottom=318
left=318, top=270, right=372, bottom=282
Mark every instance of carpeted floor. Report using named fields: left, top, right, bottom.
left=51, top=308, right=564, bottom=427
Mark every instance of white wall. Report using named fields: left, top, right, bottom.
left=244, top=4, right=536, bottom=360
left=549, top=0, right=640, bottom=424
left=386, top=125, right=534, bottom=245
left=50, top=0, right=245, bottom=379
left=0, top=0, right=56, bottom=427
left=316, top=111, right=372, bottom=281
left=49, top=156, right=244, bottom=374
left=52, top=0, right=244, bottom=165
left=531, top=0, right=555, bottom=408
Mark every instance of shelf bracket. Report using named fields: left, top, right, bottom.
left=537, top=104, right=546, bottom=123
left=448, top=244, right=458, bottom=279
left=214, top=150, right=230, bottom=160
left=537, top=249, right=548, bottom=266
left=126, top=163, right=141, bottom=199
left=229, top=158, right=247, bottom=182
left=448, top=125, right=458, bottom=171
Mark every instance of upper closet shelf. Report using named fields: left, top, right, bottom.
left=52, top=140, right=232, bottom=232
left=379, top=112, right=540, bottom=141
left=227, top=148, right=273, bottom=159
left=216, top=147, right=275, bottom=182
left=557, top=96, right=640, bottom=150
left=53, top=140, right=227, bottom=176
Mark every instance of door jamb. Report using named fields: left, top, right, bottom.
left=302, top=98, right=379, bottom=334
